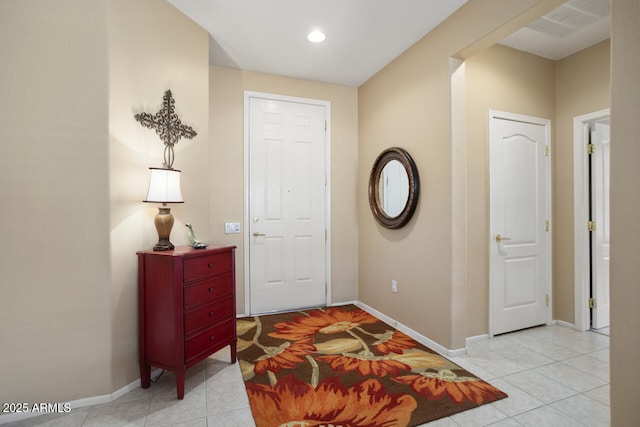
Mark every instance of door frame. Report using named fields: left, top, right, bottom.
left=243, top=91, right=332, bottom=315
left=573, top=108, right=610, bottom=331
left=488, top=110, right=553, bottom=337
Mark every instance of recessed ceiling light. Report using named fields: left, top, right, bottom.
left=307, top=30, right=326, bottom=43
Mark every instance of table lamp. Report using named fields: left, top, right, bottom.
left=144, top=167, right=184, bottom=251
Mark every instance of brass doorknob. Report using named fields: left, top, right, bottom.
left=253, top=232, right=266, bottom=237
left=495, top=234, right=512, bottom=243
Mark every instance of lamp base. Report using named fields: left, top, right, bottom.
left=153, top=240, right=175, bottom=251
left=153, top=206, right=175, bottom=251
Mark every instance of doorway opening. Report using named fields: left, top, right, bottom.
left=573, top=109, right=610, bottom=333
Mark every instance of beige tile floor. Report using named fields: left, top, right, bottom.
left=4, top=324, right=610, bottom=426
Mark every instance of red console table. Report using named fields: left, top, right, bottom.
left=137, top=245, right=237, bottom=399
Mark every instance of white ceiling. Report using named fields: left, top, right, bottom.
left=168, top=0, right=610, bottom=88
left=500, top=0, right=611, bottom=60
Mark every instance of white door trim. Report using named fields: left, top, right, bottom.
left=573, top=108, right=610, bottom=331
left=243, top=91, right=332, bottom=315
left=488, top=110, right=553, bottom=337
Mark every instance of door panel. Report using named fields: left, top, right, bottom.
left=249, top=97, right=326, bottom=314
left=504, top=257, right=537, bottom=307
left=490, top=112, right=550, bottom=336
left=504, top=134, right=538, bottom=243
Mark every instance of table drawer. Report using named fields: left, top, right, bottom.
left=185, top=319, right=235, bottom=362
left=184, top=295, right=233, bottom=335
left=184, top=275, right=233, bottom=309
left=183, top=252, right=232, bottom=283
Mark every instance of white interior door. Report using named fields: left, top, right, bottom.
left=591, top=120, right=610, bottom=329
left=248, top=96, right=327, bottom=314
left=489, top=111, right=550, bottom=336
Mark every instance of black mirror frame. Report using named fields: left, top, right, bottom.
left=368, top=147, right=420, bottom=229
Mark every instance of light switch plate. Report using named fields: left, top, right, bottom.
left=225, top=222, right=241, bottom=234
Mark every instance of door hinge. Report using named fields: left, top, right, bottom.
left=545, top=145, right=549, bottom=157
left=545, top=220, right=549, bottom=232
left=588, top=298, right=597, bottom=309
left=587, top=143, right=595, bottom=155
left=324, top=120, right=327, bottom=131
left=588, top=221, right=596, bottom=232
left=325, top=229, right=327, bottom=241
left=545, top=294, right=550, bottom=306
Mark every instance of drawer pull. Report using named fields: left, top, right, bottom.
left=208, top=287, right=213, bottom=292
left=209, top=336, right=215, bottom=341
left=209, top=311, right=215, bottom=317
left=208, top=263, right=214, bottom=268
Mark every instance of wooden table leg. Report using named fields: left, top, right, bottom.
left=176, top=370, right=185, bottom=399
left=140, top=362, right=151, bottom=389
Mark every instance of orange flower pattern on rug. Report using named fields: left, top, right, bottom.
left=253, top=338, right=316, bottom=375
left=237, top=305, right=507, bottom=427
left=268, top=306, right=379, bottom=341
left=247, top=375, right=417, bottom=427
left=318, top=353, right=410, bottom=377
left=374, top=330, right=417, bottom=355
left=394, top=371, right=506, bottom=404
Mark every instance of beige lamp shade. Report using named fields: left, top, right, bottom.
left=144, top=167, right=184, bottom=204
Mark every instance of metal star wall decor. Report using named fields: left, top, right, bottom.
left=134, top=90, right=197, bottom=169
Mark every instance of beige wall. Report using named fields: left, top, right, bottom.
left=0, top=0, right=111, bottom=404
left=465, top=44, right=556, bottom=337
left=209, top=67, right=359, bottom=314
left=610, top=0, right=640, bottom=423
left=358, top=36, right=455, bottom=350
left=109, top=0, right=210, bottom=393
left=3, top=0, right=636, bottom=421
left=0, top=0, right=209, bottom=410
left=553, top=40, right=610, bottom=322
left=358, top=0, right=564, bottom=350
left=462, top=40, right=610, bottom=337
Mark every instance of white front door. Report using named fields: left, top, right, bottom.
left=489, top=111, right=550, bottom=336
left=591, top=120, right=610, bottom=329
left=247, top=95, right=327, bottom=314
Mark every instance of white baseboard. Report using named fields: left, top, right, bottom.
left=239, top=300, right=465, bottom=356
left=355, top=301, right=466, bottom=357
left=237, top=304, right=586, bottom=359
left=12, top=301, right=573, bottom=425
left=241, top=300, right=471, bottom=356
left=552, top=319, right=577, bottom=330
left=329, top=300, right=359, bottom=307
left=0, top=369, right=162, bottom=425
left=466, top=333, right=489, bottom=346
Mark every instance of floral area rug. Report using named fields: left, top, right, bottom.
left=236, top=305, right=507, bottom=427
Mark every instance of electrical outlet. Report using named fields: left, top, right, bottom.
left=391, top=280, right=398, bottom=293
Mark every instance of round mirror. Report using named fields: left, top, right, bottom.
left=380, top=160, right=409, bottom=217
left=368, top=147, right=420, bottom=229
